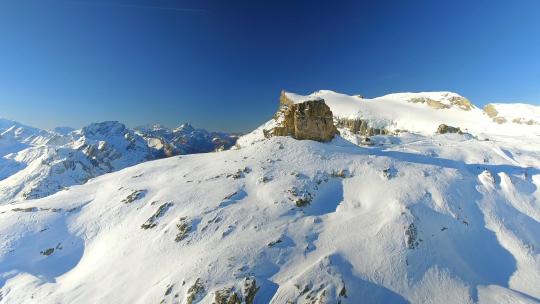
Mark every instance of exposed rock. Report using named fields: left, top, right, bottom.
left=331, top=169, right=350, bottom=178
left=493, top=117, right=508, bottom=124
left=175, top=216, right=191, bottom=242
left=484, top=104, right=507, bottom=124
left=448, top=96, right=474, bottom=110
left=360, top=136, right=373, bottom=146
left=410, top=97, right=449, bottom=109
left=339, top=284, right=347, bottom=298
left=41, top=248, right=55, bottom=256
left=382, top=167, right=397, bottom=179
left=121, top=190, right=146, bottom=204
left=141, top=202, right=174, bottom=229
left=186, top=278, right=205, bottom=304
left=264, top=91, right=339, bottom=142
left=409, top=95, right=473, bottom=111
left=280, top=256, right=349, bottom=304
left=512, top=118, right=536, bottom=125
left=483, top=104, right=499, bottom=118
left=258, top=175, right=272, bottom=183
left=288, top=187, right=313, bottom=207
left=335, top=118, right=389, bottom=136
left=436, top=124, right=462, bottom=134
left=214, top=287, right=241, bottom=304
left=12, top=207, right=38, bottom=212
left=405, top=223, right=419, bottom=249
left=267, top=239, right=283, bottom=247
left=242, top=277, right=259, bottom=304
left=227, top=170, right=245, bottom=179
left=483, top=104, right=538, bottom=125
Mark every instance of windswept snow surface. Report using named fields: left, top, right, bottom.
left=1, top=130, right=539, bottom=303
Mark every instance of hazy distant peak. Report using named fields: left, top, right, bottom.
left=80, top=121, right=128, bottom=137
left=52, top=126, right=75, bottom=135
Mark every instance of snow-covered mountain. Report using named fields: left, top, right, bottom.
left=239, top=90, right=540, bottom=148
left=136, top=123, right=238, bottom=157
left=0, top=91, right=539, bottom=303
left=0, top=118, right=66, bottom=157
left=0, top=120, right=238, bottom=203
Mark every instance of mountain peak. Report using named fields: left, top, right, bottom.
left=174, top=123, right=195, bottom=133
left=80, top=121, right=127, bottom=137
left=52, top=126, right=75, bottom=135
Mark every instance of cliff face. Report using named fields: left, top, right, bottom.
left=264, top=91, right=339, bottom=142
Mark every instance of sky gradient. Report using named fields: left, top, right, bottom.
left=1, top=0, right=539, bottom=132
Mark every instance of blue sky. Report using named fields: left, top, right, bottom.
left=1, top=0, right=539, bottom=132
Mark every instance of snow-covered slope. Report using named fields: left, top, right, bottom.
left=0, top=120, right=238, bottom=203
left=1, top=130, right=539, bottom=303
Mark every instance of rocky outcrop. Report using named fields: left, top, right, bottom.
left=436, top=124, right=462, bottom=134
left=264, top=91, right=339, bottom=142
left=484, top=104, right=507, bottom=124
left=409, top=95, right=473, bottom=111
left=335, top=118, right=389, bottom=136
left=484, top=104, right=538, bottom=125
left=483, top=104, right=499, bottom=118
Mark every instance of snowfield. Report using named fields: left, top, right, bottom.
left=1, top=91, right=540, bottom=303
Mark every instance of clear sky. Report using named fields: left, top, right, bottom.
left=1, top=0, right=539, bottom=132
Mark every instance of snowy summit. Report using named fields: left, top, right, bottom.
left=0, top=90, right=540, bottom=304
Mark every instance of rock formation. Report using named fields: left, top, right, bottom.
left=483, top=104, right=507, bottom=124
left=335, top=117, right=389, bottom=136
left=484, top=103, right=539, bottom=125
left=409, top=95, right=473, bottom=111
left=436, top=124, right=462, bottom=134
left=264, top=91, right=339, bottom=142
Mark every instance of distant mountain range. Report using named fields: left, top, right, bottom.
left=0, top=120, right=238, bottom=202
